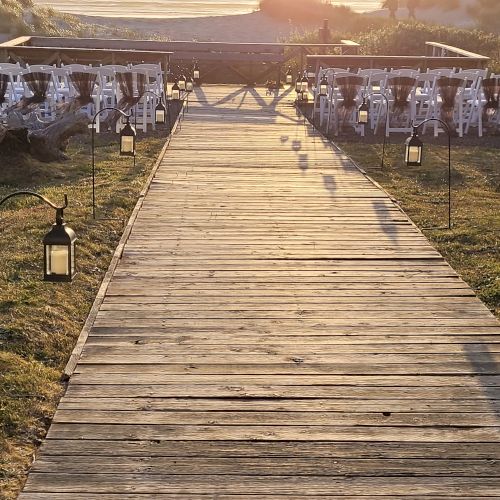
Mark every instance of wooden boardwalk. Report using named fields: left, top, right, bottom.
left=22, top=86, right=500, bottom=498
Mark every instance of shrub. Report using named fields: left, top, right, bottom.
left=356, top=22, right=499, bottom=56
left=354, top=22, right=500, bottom=69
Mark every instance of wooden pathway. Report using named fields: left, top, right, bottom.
left=22, top=86, right=500, bottom=498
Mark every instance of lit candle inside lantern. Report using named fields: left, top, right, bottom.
left=121, top=135, right=135, bottom=154
left=49, top=245, right=68, bottom=275
left=156, top=108, right=165, bottom=123
left=358, top=110, right=368, bottom=124
left=407, top=146, right=421, bottom=164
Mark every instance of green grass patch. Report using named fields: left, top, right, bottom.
left=0, top=127, right=168, bottom=498
left=335, top=134, right=500, bottom=317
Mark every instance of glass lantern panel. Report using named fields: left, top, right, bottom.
left=71, top=242, right=75, bottom=275
left=407, top=145, right=422, bottom=164
left=121, top=135, right=135, bottom=154
left=156, top=109, right=165, bottom=123
left=172, top=90, right=180, bottom=100
left=194, top=70, right=200, bottom=79
left=358, top=110, right=368, bottom=124
left=47, top=244, right=69, bottom=276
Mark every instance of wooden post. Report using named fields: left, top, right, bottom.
left=319, top=19, right=330, bottom=45
left=164, top=54, right=170, bottom=94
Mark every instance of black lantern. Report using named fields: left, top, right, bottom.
left=186, top=76, right=194, bottom=93
left=301, top=74, right=309, bottom=92
left=171, top=82, right=181, bottom=101
left=402, top=119, right=452, bottom=230
left=319, top=73, right=328, bottom=97
left=120, top=117, right=136, bottom=157
left=155, top=97, right=167, bottom=124
left=193, top=62, right=200, bottom=81
left=178, top=74, right=186, bottom=91
left=286, top=67, right=293, bottom=85
left=297, top=90, right=308, bottom=104
left=0, top=191, right=77, bottom=282
left=357, top=98, right=369, bottom=125
left=405, top=127, right=424, bottom=166
left=43, top=211, right=76, bottom=282
left=295, top=74, right=302, bottom=93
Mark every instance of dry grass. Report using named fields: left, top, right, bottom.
left=0, top=127, right=168, bottom=498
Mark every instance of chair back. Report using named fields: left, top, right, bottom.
left=387, top=76, right=417, bottom=112
left=482, top=77, right=500, bottom=115
left=335, top=75, right=364, bottom=108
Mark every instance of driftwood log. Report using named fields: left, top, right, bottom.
left=0, top=109, right=90, bottom=162
left=0, top=72, right=97, bottom=162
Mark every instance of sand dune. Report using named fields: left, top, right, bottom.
left=76, top=11, right=302, bottom=43
left=76, top=4, right=479, bottom=44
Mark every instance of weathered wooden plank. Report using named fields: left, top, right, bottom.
left=52, top=410, right=500, bottom=427
left=31, top=455, right=500, bottom=476
left=21, top=474, right=500, bottom=495
left=56, top=397, right=500, bottom=413
left=17, top=495, right=500, bottom=500
left=70, top=363, right=499, bottom=375
left=82, top=340, right=500, bottom=353
left=64, top=384, right=496, bottom=399
left=36, top=439, right=500, bottom=459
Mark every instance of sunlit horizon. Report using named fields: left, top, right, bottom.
left=33, top=0, right=379, bottom=18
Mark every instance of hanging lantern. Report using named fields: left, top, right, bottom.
left=193, top=62, right=200, bottom=81
left=186, top=76, right=194, bottom=93
left=295, top=74, right=302, bottom=93
left=357, top=98, right=369, bottom=125
left=178, top=74, right=186, bottom=91
left=405, top=127, right=424, bottom=166
left=286, top=67, right=293, bottom=85
left=171, top=82, right=181, bottom=101
left=319, top=73, right=328, bottom=97
left=301, top=73, right=309, bottom=92
left=120, top=117, right=136, bottom=157
left=155, top=97, right=167, bottom=124
left=43, top=211, right=76, bottom=283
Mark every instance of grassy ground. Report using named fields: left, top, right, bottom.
left=0, top=127, right=168, bottom=498
left=334, top=132, right=500, bottom=318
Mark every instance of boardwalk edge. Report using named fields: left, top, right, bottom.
left=62, top=104, right=186, bottom=380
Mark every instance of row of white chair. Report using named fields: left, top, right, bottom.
left=0, top=63, right=165, bottom=133
left=309, top=67, right=496, bottom=137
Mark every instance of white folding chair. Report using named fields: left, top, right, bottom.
left=327, top=75, right=365, bottom=136
left=382, top=76, right=418, bottom=136
left=432, top=76, right=468, bottom=137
